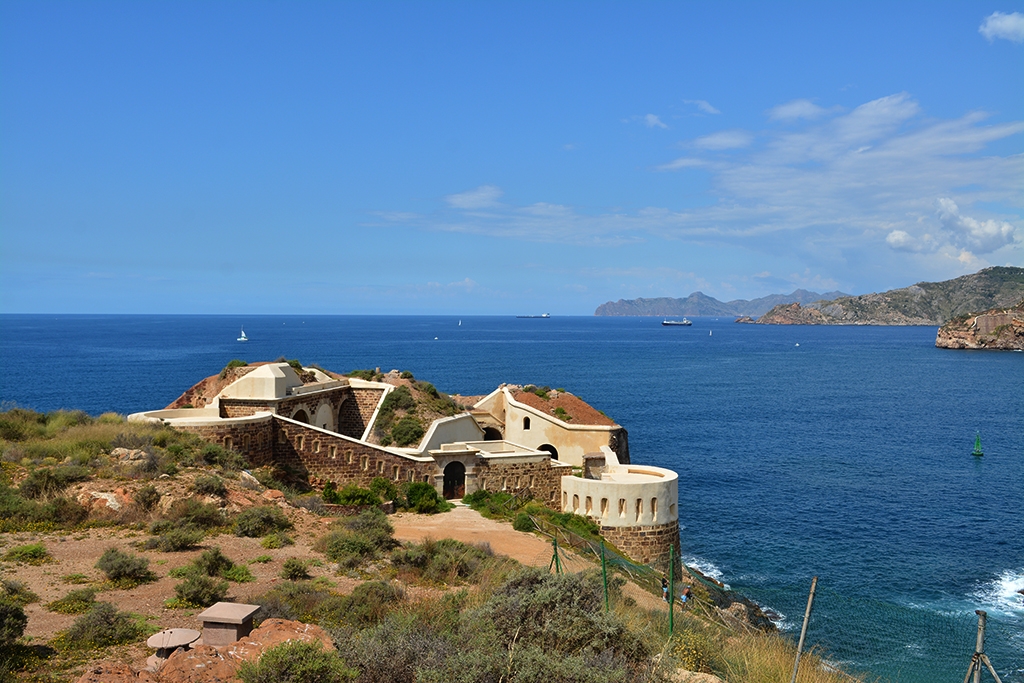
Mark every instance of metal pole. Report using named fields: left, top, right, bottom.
left=600, top=540, right=609, bottom=613
left=552, top=537, right=562, bottom=575
left=789, top=576, right=818, bottom=683
left=668, top=544, right=675, bottom=635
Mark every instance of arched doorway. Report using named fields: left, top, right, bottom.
left=483, top=427, right=502, bottom=441
left=443, top=461, right=466, bottom=500
left=538, top=444, right=558, bottom=459
left=292, top=409, right=309, bottom=424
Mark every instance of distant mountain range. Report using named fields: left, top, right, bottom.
left=594, top=289, right=849, bottom=318
left=756, top=266, right=1024, bottom=325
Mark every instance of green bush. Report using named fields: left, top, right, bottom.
left=47, top=588, right=97, bottom=615
left=174, top=574, right=228, bottom=607
left=134, top=484, right=160, bottom=511
left=513, top=512, right=535, bottom=532
left=0, top=599, right=27, bottom=645
left=281, top=558, right=310, bottom=581
left=192, top=474, right=227, bottom=497
left=369, top=477, right=399, bottom=503
left=390, top=416, right=424, bottom=447
left=404, top=481, right=448, bottom=514
left=344, top=581, right=404, bottom=626
left=222, top=565, right=256, bottom=583
left=235, top=506, right=292, bottom=537
left=399, top=370, right=414, bottom=379
left=261, top=532, right=294, bottom=549
left=61, top=602, right=145, bottom=649
left=322, top=483, right=380, bottom=506
left=3, top=543, right=52, bottom=565
left=237, top=640, right=355, bottom=683
left=194, top=547, right=234, bottom=577
left=219, top=359, right=248, bottom=379
left=380, top=385, right=415, bottom=413
left=96, top=548, right=155, bottom=586
left=317, top=508, right=397, bottom=568
left=149, top=526, right=205, bottom=552
left=0, top=580, right=39, bottom=606
left=18, top=466, right=89, bottom=499
left=392, top=538, right=494, bottom=585
left=165, top=499, right=227, bottom=529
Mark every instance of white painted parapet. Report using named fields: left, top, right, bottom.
left=561, top=447, right=677, bottom=527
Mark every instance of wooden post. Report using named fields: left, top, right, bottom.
left=789, top=576, right=818, bottom=683
left=963, top=610, right=1004, bottom=683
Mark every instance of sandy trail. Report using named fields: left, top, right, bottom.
left=391, top=505, right=667, bottom=612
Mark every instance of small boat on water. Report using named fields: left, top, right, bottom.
left=237, top=328, right=248, bottom=342
left=517, top=313, right=551, bottom=318
left=662, top=318, right=692, bottom=326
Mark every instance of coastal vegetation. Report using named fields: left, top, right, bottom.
left=0, top=405, right=866, bottom=682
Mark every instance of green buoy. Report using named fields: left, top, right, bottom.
left=972, top=431, right=984, bottom=457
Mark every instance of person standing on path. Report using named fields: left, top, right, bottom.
left=662, top=577, right=669, bottom=602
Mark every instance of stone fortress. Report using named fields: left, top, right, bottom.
left=130, top=362, right=680, bottom=567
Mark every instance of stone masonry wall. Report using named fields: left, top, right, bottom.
left=267, top=417, right=436, bottom=489
left=602, top=519, right=680, bottom=573
left=473, top=459, right=566, bottom=507
left=351, top=388, right=385, bottom=426
left=175, top=420, right=275, bottom=464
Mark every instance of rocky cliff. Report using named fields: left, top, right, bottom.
left=935, top=301, right=1024, bottom=350
left=595, top=289, right=847, bottom=317
left=756, top=267, right=1024, bottom=326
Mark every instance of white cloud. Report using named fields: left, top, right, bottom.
left=979, top=11, right=1024, bottom=43
left=378, top=94, right=1023, bottom=265
left=644, top=114, right=669, bottom=129
left=683, top=99, right=720, bottom=115
left=936, top=198, right=1017, bottom=253
left=654, top=157, right=706, bottom=172
left=693, top=130, right=753, bottom=150
left=768, top=99, right=828, bottom=121
left=446, top=185, right=503, bottom=209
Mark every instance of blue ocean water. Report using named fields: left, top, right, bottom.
left=1, top=314, right=1021, bottom=681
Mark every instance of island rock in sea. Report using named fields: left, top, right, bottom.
left=756, top=266, right=1024, bottom=326
left=935, top=301, right=1024, bottom=350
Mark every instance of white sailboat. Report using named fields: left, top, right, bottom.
left=237, top=327, right=248, bottom=342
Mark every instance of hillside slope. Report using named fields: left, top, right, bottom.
left=756, top=267, right=1024, bottom=326
left=595, top=289, right=847, bottom=317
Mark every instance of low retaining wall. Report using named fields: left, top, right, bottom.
left=602, top=519, right=681, bottom=573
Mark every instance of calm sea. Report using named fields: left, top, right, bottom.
left=1, top=314, right=1022, bottom=681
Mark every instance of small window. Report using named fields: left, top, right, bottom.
left=651, top=497, right=658, bottom=521
left=313, top=440, right=321, bottom=453
left=670, top=503, right=677, bottom=517
left=501, top=477, right=508, bottom=491
left=393, top=465, right=400, bottom=481
left=242, top=435, right=251, bottom=450
left=296, top=435, right=305, bottom=450
left=224, top=436, right=233, bottom=450
left=408, top=470, right=415, bottom=482
left=347, top=450, right=354, bottom=464
left=572, top=494, right=579, bottom=512
left=635, top=498, right=643, bottom=522
left=329, top=445, right=337, bottom=459
left=618, top=499, right=626, bottom=518
left=563, top=491, right=568, bottom=509
left=529, top=475, right=535, bottom=488
left=585, top=496, right=592, bottom=515
left=377, top=461, right=385, bottom=474
left=523, top=416, right=531, bottom=430
left=601, top=498, right=609, bottom=518
left=278, top=432, right=287, bottom=444
left=361, top=455, right=369, bottom=471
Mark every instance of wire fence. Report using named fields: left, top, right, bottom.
left=526, top=514, right=1017, bottom=683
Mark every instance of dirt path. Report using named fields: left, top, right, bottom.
left=391, top=505, right=667, bottom=612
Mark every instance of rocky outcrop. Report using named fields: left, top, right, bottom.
left=74, top=619, right=333, bottom=683
left=757, top=266, right=1024, bottom=326
left=734, top=316, right=755, bottom=324
left=935, top=301, right=1024, bottom=350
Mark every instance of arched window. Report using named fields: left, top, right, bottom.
left=651, top=497, right=658, bottom=521
left=635, top=498, right=643, bottom=522
left=523, top=416, right=531, bottom=430
left=618, top=499, right=626, bottom=518
left=572, top=494, right=579, bottom=512
left=601, top=498, right=609, bottom=518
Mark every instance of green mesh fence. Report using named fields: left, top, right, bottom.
left=528, top=515, right=1012, bottom=683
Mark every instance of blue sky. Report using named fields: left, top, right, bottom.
left=2, top=1, right=1022, bottom=314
